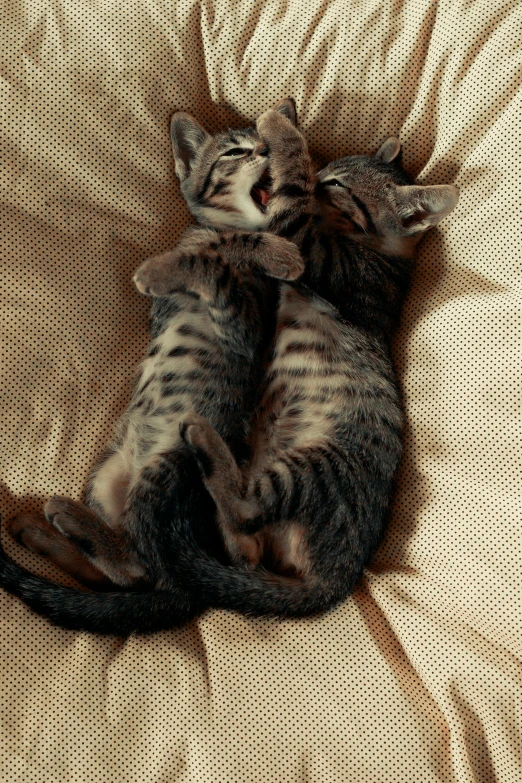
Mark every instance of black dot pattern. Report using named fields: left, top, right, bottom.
left=1, top=1, right=521, bottom=780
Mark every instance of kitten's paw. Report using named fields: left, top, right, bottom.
left=9, top=513, right=49, bottom=546
left=9, top=513, right=74, bottom=561
left=133, top=253, right=180, bottom=297
left=44, top=496, right=86, bottom=538
left=179, top=412, right=210, bottom=447
left=9, top=511, right=117, bottom=589
left=256, top=109, right=299, bottom=149
left=180, top=413, right=219, bottom=475
left=259, top=236, right=304, bottom=281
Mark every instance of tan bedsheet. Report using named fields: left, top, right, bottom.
left=1, top=1, right=521, bottom=780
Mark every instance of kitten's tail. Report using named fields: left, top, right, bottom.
left=0, top=538, right=348, bottom=635
left=180, top=541, right=349, bottom=619
left=0, top=542, right=198, bottom=635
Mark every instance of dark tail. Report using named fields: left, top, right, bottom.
left=0, top=542, right=199, bottom=635
left=179, top=539, right=346, bottom=619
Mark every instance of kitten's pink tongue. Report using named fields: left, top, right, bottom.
left=259, top=189, right=270, bottom=205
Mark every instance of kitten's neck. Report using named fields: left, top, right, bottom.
left=318, top=221, right=420, bottom=259
left=348, top=232, right=421, bottom=259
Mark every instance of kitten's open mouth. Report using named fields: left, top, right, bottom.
left=250, top=171, right=272, bottom=212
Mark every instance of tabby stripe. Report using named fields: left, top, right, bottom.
left=318, top=234, right=334, bottom=287
left=210, top=181, right=228, bottom=197
left=177, top=324, right=213, bottom=343
left=307, top=458, right=331, bottom=503
left=138, top=376, right=155, bottom=394
left=211, top=263, right=231, bottom=300
left=161, top=384, right=193, bottom=397
left=161, top=370, right=202, bottom=382
left=281, top=366, right=345, bottom=378
left=351, top=194, right=376, bottom=234
left=196, top=158, right=220, bottom=202
left=283, top=457, right=306, bottom=517
left=283, top=340, right=330, bottom=355
left=278, top=212, right=311, bottom=239
left=208, top=310, right=237, bottom=326
left=320, top=452, right=351, bottom=503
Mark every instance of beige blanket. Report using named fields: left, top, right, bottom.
left=1, top=1, right=521, bottom=780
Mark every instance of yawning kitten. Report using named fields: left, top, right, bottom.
left=0, top=103, right=458, bottom=631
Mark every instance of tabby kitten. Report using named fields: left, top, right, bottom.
left=140, top=135, right=460, bottom=619
left=0, top=100, right=315, bottom=634
left=0, top=106, right=458, bottom=630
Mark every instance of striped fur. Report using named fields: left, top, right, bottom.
left=0, top=102, right=459, bottom=631
left=169, top=131, right=458, bottom=617
left=0, top=100, right=315, bottom=633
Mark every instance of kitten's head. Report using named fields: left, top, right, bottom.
left=316, top=138, right=459, bottom=257
left=170, top=99, right=296, bottom=231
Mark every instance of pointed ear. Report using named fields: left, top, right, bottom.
left=271, top=97, right=297, bottom=126
left=170, top=112, right=211, bottom=181
left=375, top=137, right=401, bottom=163
left=395, top=185, right=460, bottom=234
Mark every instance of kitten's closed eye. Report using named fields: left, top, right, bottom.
left=221, top=148, right=250, bottom=158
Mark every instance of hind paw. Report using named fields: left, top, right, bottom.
left=9, top=513, right=52, bottom=549
left=44, top=496, right=89, bottom=538
left=179, top=412, right=211, bottom=448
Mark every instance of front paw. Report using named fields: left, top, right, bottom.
left=134, top=253, right=181, bottom=297
left=261, top=236, right=304, bottom=281
left=256, top=109, right=299, bottom=149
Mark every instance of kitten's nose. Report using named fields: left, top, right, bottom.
left=255, top=144, right=269, bottom=157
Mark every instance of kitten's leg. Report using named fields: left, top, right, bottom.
left=42, top=497, right=146, bottom=587
left=88, top=450, right=131, bottom=527
left=256, top=109, right=315, bottom=235
left=135, top=230, right=297, bottom=357
left=180, top=413, right=264, bottom=567
left=181, top=414, right=311, bottom=576
left=9, top=513, right=117, bottom=590
left=133, top=227, right=304, bottom=299
left=10, top=494, right=146, bottom=589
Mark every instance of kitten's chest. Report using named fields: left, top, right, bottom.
left=124, top=294, right=260, bottom=470
left=135, top=298, right=219, bottom=411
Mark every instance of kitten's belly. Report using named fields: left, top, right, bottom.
left=252, top=283, right=400, bottom=458
left=118, top=299, right=251, bottom=485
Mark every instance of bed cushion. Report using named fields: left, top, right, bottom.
left=1, top=1, right=521, bottom=780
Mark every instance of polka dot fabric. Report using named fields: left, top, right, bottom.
left=0, top=0, right=520, bottom=780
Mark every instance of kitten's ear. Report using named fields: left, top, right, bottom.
left=395, top=184, right=460, bottom=234
left=375, top=137, right=401, bottom=163
left=271, top=97, right=297, bottom=126
left=170, top=112, right=211, bottom=181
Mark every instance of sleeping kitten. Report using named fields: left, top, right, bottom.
left=0, top=105, right=459, bottom=631
left=0, top=100, right=314, bottom=633
left=143, top=135, right=460, bottom=618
